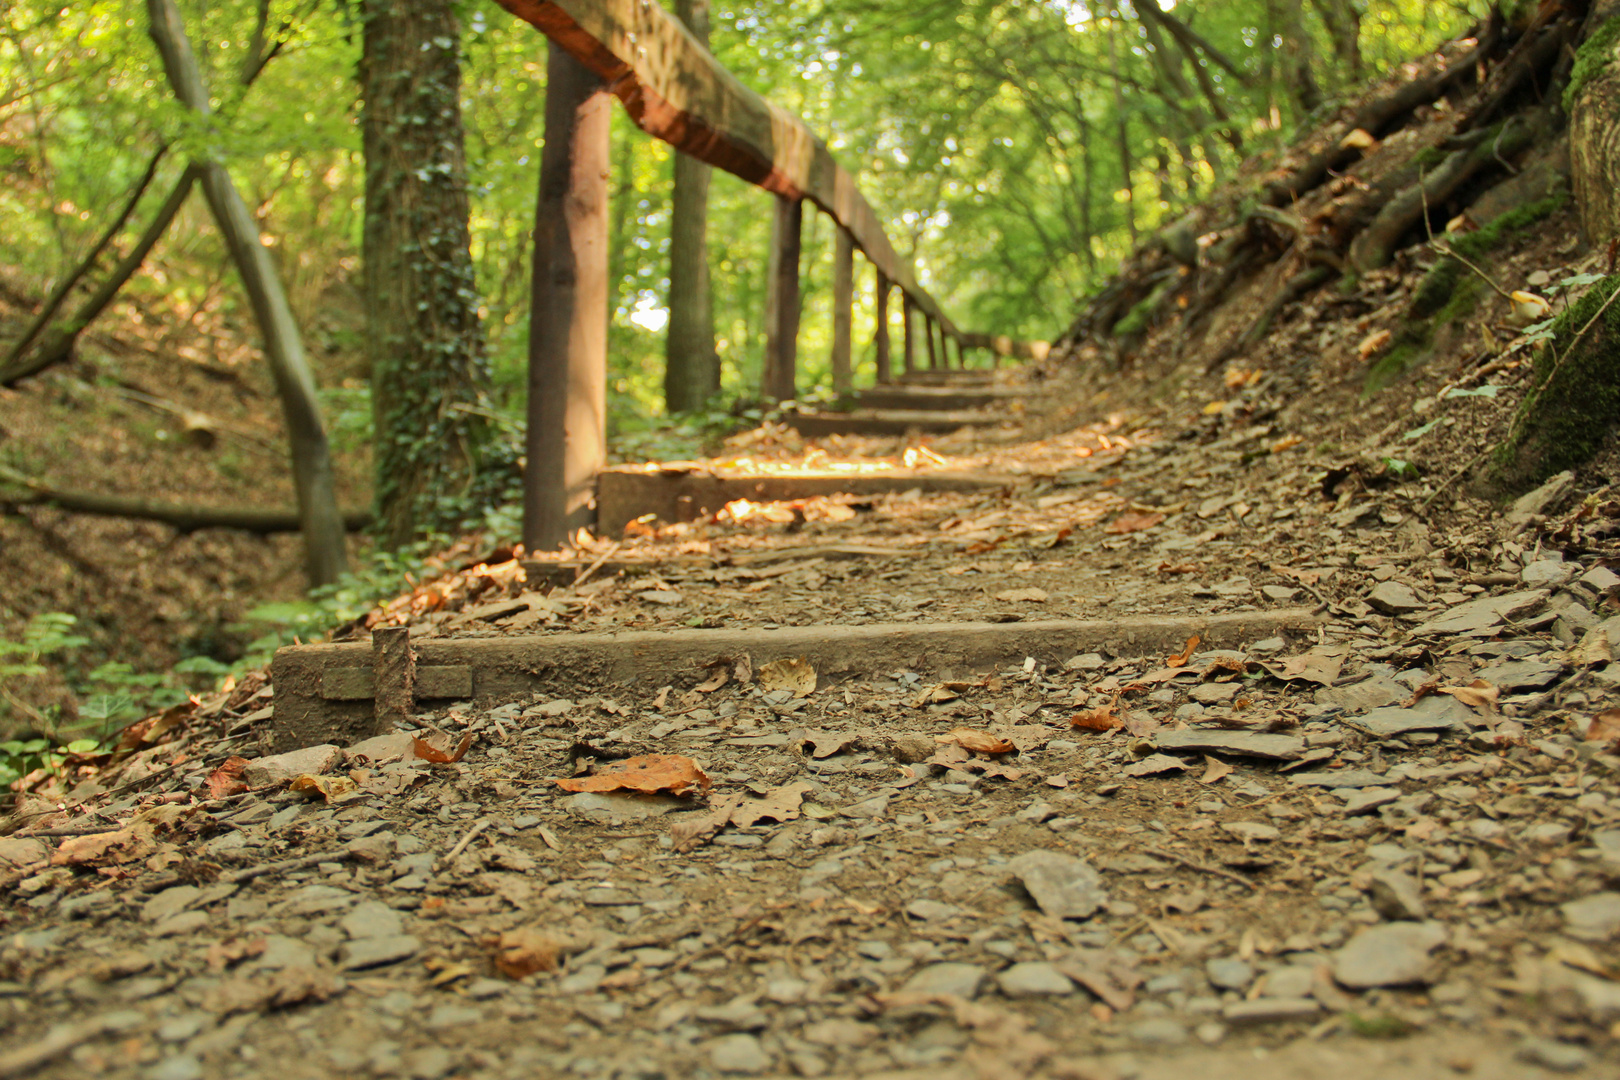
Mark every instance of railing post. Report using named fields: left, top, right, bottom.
left=901, top=296, right=916, bottom=375
left=873, top=269, right=891, bottom=384
left=830, top=225, right=853, bottom=396
left=924, top=314, right=939, bottom=370
left=762, top=195, right=802, bottom=402
left=524, top=41, right=610, bottom=551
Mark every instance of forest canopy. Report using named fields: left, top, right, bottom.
left=1, top=0, right=1486, bottom=424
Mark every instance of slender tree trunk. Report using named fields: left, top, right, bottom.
left=1570, top=1, right=1620, bottom=248
left=1281, top=0, right=1325, bottom=115
left=761, top=195, right=802, bottom=402
left=873, top=269, right=892, bottom=384
left=1309, top=0, right=1362, bottom=85
left=146, top=0, right=347, bottom=587
left=525, top=43, right=611, bottom=551
left=664, top=0, right=717, bottom=413
left=360, top=0, right=490, bottom=548
left=830, top=225, right=854, bottom=395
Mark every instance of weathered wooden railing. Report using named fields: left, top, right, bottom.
left=493, top=0, right=1046, bottom=547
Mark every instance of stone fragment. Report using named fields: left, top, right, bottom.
left=1007, top=850, right=1106, bottom=920
left=340, top=901, right=404, bottom=940
left=1221, top=821, right=1281, bottom=843
left=1412, top=590, right=1547, bottom=636
left=566, top=791, right=683, bottom=820
left=996, top=962, right=1076, bottom=997
left=1204, top=957, right=1253, bottom=990
left=339, top=934, right=419, bottom=971
left=142, top=885, right=200, bottom=924
left=1332, top=922, right=1447, bottom=988
left=147, top=1054, right=204, bottom=1080
left=1261, top=585, right=1299, bottom=602
left=1516, top=1038, right=1592, bottom=1073
left=1343, top=787, right=1401, bottom=815
left=708, top=1034, right=772, bottom=1075
left=0, top=837, right=48, bottom=869
left=1561, top=893, right=1620, bottom=941
left=1476, top=659, right=1564, bottom=690
left=1580, top=566, right=1620, bottom=595
left=1506, top=470, right=1573, bottom=527
left=1189, top=683, right=1240, bottom=704
left=1366, top=870, right=1426, bottom=921
left=901, top=962, right=987, bottom=999
left=905, top=899, right=959, bottom=922
left=244, top=745, right=342, bottom=788
left=1367, top=582, right=1423, bottom=615
left=1221, top=998, right=1320, bottom=1024
left=1128, top=1018, right=1188, bottom=1045
left=1354, top=695, right=1472, bottom=738
left=1316, top=675, right=1407, bottom=712
left=1153, top=730, right=1305, bottom=760
left=1259, top=965, right=1315, bottom=998
left=1521, top=561, right=1575, bottom=588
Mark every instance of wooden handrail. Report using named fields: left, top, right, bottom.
left=492, top=0, right=1043, bottom=357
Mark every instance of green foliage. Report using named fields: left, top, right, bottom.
left=1411, top=194, right=1568, bottom=318
left=1564, top=16, right=1620, bottom=112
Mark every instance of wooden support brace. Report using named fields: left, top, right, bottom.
left=372, top=626, right=415, bottom=728
left=762, top=195, right=803, bottom=402
left=830, top=225, right=853, bottom=396
left=873, top=270, right=891, bottom=385
left=925, top=315, right=939, bottom=370
left=902, top=296, right=917, bottom=375
left=525, top=42, right=612, bottom=551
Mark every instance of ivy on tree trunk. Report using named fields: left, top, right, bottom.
left=360, top=0, right=490, bottom=548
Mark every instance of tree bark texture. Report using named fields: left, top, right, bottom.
left=360, top=0, right=491, bottom=548
left=873, top=270, right=892, bottom=384
left=761, top=195, right=802, bottom=402
left=146, top=0, right=348, bottom=587
left=663, top=0, right=718, bottom=413
left=830, top=225, right=854, bottom=395
left=1570, top=4, right=1620, bottom=248
left=525, top=42, right=611, bottom=551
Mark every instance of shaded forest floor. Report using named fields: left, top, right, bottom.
left=7, top=13, right=1620, bottom=1078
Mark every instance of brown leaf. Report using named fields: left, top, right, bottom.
left=995, top=587, right=1049, bottom=603
left=206, top=938, right=267, bottom=971
left=670, top=793, right=744, bottom=852
left=1104, top=511, right=1165, bottom=535
left=1585, top=709, right=1620, bottom=743
left=206, top=756, right=252, bottom=800
left=757, top=657, right=816, bottom=697
left=1123, top=713, right=1161, bottom=738
left=52, top=827, right=154, bottom=867
left=693, top=664, right=729, bottom=693
left=1122, top=753, right=1189, bottom=777
left=797, top=729, right=858, bottom=759
left=413, top=733, right=474, bottom=764
left=1166, top=635, right=1200, bottom=669
left=287, top=773, right=360, bottom=803
left=1157, top=562, right=1200, bottom=575
left=1198, top=756, right=1233, bottom=785
left=1568, top=629, right=1613, bottom=669
left=937, top=728, right=1016, bottom=755
left=1262, top=646, right=1346, bottom=686
left=492, top=928, right=565, bottom=979
left=553, top=753, right=711, bottom=795
left=1071, top=699, right=1122, bottom=731
left=730, top=781, right=815, bottom=829
left=1438, top=679, right=1499, bottom=713
left=911, top=684, right=961, bottom=707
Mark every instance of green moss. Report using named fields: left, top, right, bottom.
left=1112, top=295, right=1157, bottom=338
left=1408, top=193, right=1569, bottom=318
left=1364, top=324, right=1434, bottom=396
left=1565, top=16, right=1620, bottom=113
left=1435, top=275, right=1484, bottom=326
left=1490, top=274, right=1620, bottom=491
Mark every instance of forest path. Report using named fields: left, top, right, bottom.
left=3, top=370, right=1620, bottom=1080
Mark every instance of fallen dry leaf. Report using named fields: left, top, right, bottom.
left=1198, top=756, right=1233, bottom=785
left=937, top=728, right=1016, bottom=754
left=1569, top=629, right=1613, bottom=669
left=206, top=756, right=252, bottom=800
left=1122, top=753, right=1189, bottom=777
left=911, top=684, right=961, bottom=707
left=693, top=664, right=729, bottom=693
left=757, top=657, right=817, bottom=697
left=1585, top=709, right=1620, bottom=743
left=1262, top=646, right=1346, bottom=686
left=413, top=733, right=474, bottom=764
left=1166, top=635, right=1200, bottom=669
left=730, top=781, right=815, bottom=829
left=1071, top=699, right=1122, bottom=731
left=1158, top=562, right=1200, bottom=574
left=554, top=753, right=711, bottom=796
left=797, top=729, right=858, bottom=759
left=288, top=773, right=360, bottom=803
left=492, top=928, right=565, bottom=979
left=1104, top=511, right=1165, bottom=535
left=1358, top=329, right=1393, bottom=359
left=995, top=587, right=1049, bottom=603
left=1438, top=679, right=1499, bottom=714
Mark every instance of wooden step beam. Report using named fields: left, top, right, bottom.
left=785, top=409, right=1004, bottom=438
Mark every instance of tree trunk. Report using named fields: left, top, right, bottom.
left=664, top=0, right=718, bottom=414
left=1107, top=21, right=1137, bottom=245
left=145, top=0, right=348, bottom=587
left=360, top=0, right=490, bottom=548
left=761, top=195, right=802, bottom=402
left=525, top=42, right=611, bottom=551
left=1570, top=2, right=1620, bottom=249
left=830, top=225, right=854, bottom=395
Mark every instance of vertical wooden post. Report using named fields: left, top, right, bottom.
left=873, top=269, right=892, bottom=384
left=524, top=42, right=610, bottom=552
left=901, top=295, right=916, bottom=375
left=762, top=195, right=802, bottom=401
left=924, top=314, right=939, bottom=370
left=948, top=333, right=962, bottom=369
left=830, top=225, right=853, bottom=396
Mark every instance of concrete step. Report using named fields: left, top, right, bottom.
left=595, top=464, right=1010, bottom=537
left=785, top=409, right=1004, bottom=438
left=854, top=384, right=1037, bottom=411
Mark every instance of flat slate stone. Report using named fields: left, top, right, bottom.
left=1316, top=674, right=1408, bottom=712
left=1153, top=730, right=1305, bottom=761
left=997, top=961, right=1076, bottom=997
left=1412, top=589, right=1547, bottom=636
left=1290, top=768, right=1390, bottom=788
left=340, top=933, right=420, bottom=970
left=1222, top=998, right=1320, bottom=1024
left=1008, top=850, right=1106, bottom=920
left=1333, top=922, right=1447, bottom=988
left=1367, top=581, right=1424, bottom=615
left=1562, top=893, right=1620, bottom=941
left=1476, top=659, right=1564, bottom=690
left=1354, top=695, right=1472, bottom=737
left=901, top=962, right=987, bottom=999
